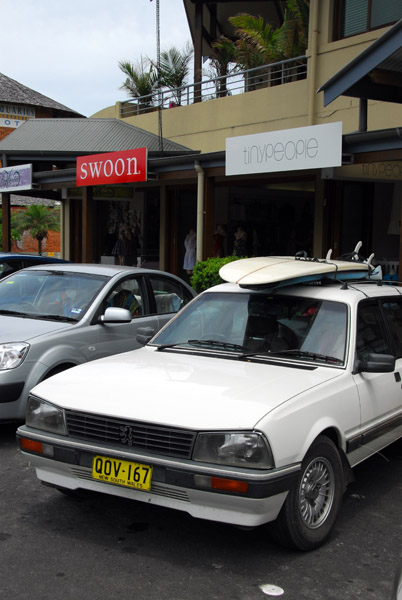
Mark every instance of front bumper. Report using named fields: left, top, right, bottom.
left=17, top=425, right=300, bottom=527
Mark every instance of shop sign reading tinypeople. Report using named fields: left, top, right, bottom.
left=76, top=148, right=147, bottom=186
left=226, top=122, right=342, bottom=175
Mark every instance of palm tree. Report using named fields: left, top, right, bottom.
left=209, top=37, right=238, bottom=97
left=155, top=43, right=193, bottom=105
left=119, top=57, right=157, bottom=111
left=229, top=13, right=283, bottom=67
left=213, top=0, right=309, bottom=87
left=278, top=0, right=310, bottom=60
left=15, top=204, right=60, bottom=255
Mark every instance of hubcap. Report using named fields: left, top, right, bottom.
left=299, top=457, right=335, bottom=529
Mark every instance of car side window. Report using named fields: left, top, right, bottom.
left=0, top=262, right=15, bottom=278
left=148, top=276, right=192, bottom=315
left=356, top=300, right=392, bottom=361
left=105, top=277, right=144, bottom=317
left=382, top=299, right=402, bottom=359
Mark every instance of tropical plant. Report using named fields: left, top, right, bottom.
left=15, top=205, right=60, bottom=255
left=212, top=1, right=309, bottom=78
left=207, top=37, right=238, bottom=97
left=277, top=0, right=310, bottom=59
left=119, top=57, right=157, bottom=110
left=155, top=43, right=193, bottom=105
left=229, top=13, right=283, bottom=67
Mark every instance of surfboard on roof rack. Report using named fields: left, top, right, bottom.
left=219, top=255, right=372, bottom=288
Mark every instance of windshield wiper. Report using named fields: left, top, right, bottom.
left=38, top=314, right=77, bottom=323
left=239, top=348, right=343, bottom=364
left=188, top=339, right=248, bottom=352
left=155, top=341, right=191, bottom=350
left=0, top=309, right=30, bottom=318
left=156, top=339, right=248, bottom=352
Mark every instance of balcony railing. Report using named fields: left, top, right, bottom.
left=120, top=56, right=307, bottom=118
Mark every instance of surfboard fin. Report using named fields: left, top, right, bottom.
left=353, top=241, right=363, bottom=261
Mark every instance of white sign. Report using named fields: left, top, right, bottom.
left=0, top=104, right=35, bottom=129
left=0, top=164, right=33, bottom=192
left=0, top=116, right=29, bottom=129
left=226, top=122, right=342, bottom=176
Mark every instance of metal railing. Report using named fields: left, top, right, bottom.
left=120, top=56, right=307, bottom=118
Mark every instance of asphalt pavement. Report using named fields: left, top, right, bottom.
left=1, top=423, right=401, bottom=600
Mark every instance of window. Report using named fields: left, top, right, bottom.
left=356, top=300, right=392, bottom=361
left=153, top=291, right=348, bottom=364
left=382, top=299, right=402, bottom=358
left=105, top=277, right=144, bottom=317
left=336, top=0, right=402, bottom=39
left=148, top=276, right=193, bottom=315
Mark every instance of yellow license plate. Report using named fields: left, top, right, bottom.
left=92, top=455, right=153, bottom=490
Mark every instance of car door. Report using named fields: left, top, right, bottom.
left=352, top=297, right=402, bottom=461
left=95, top=273, right=159, bottom=358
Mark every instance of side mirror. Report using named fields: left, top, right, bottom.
left=100, top=307, right=132, bottom=323
left=356, top=353, right=396, bottom=374
left=136, top=326, right=155, bottom=345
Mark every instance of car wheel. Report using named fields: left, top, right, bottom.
left=269, top=435, right=344, bottom=551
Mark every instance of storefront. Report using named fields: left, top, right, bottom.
left=1, top=119, right=402, bottom=280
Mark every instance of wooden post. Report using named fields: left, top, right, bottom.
left=1, top=193, right=11, bottom=252
left=204, top=176, right=215, bottom=259
left=82, top=187, right=94, bottom=263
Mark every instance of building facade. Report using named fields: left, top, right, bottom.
left=1, top=1, right=402, bottom=277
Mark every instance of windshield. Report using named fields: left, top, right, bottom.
left=153, top=291, right=348, bottom=365
left=0, top=270, right=108, bottom=322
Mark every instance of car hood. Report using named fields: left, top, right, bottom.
left=0, top=314, right=70, bottom=342
left=32, top=347, right=344, bottom=430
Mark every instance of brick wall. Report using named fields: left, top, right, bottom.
left=0, top=127, right=10, bottom=141
left=10, top=207, right=61, bottom=256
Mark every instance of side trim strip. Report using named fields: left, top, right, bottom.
left=346, top=411, right=402, bottom=453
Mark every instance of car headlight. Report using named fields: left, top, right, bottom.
left=26, top=395, right=67, bottom=435
left=0, top=343, right=29, bottom=370
left=193, top=432, right=274, bottom=469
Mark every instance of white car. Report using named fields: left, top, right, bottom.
left=17, top=258, right=402, bottom=550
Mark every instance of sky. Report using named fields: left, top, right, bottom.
left=2, top=0, right=192, bottom=118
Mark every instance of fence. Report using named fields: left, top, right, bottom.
left=120, top=56, right=307, bottom=118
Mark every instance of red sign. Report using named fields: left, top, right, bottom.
left=76, top=148, right=147, bottom=186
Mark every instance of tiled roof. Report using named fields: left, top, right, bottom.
left=0, top=72, right=84, bottom=116
left=0, top=195, right=60, bottom=207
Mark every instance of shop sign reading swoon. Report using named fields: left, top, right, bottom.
left=76, top=148, right=147, bottom=186
left=225, top=123, right=342, bottom=176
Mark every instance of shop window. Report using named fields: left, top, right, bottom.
left=335, top=0, right=402, bottom=39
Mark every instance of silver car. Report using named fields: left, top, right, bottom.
left=0, top=263, right=195, bottom=421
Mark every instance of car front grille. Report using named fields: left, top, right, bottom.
left=65, top=410, right=196, bottom=459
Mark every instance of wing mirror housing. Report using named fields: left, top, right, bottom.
left=355, top=353, right=396, bottom=374
left=136, top=326, right=155, bottom=345
left=100, top=307, right=132, bottom=323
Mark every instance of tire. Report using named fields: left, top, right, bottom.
left=269, top=435, right=344, bottom=551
